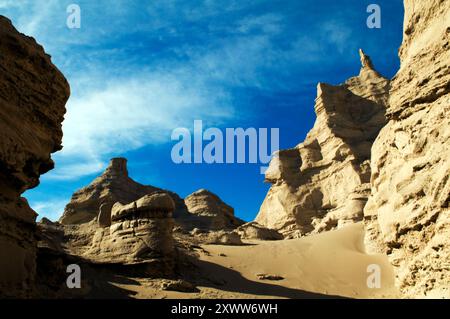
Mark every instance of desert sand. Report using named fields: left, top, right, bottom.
left=108, top=223, right=399, bottom=299
left=1, top=0, right=449, bottom=299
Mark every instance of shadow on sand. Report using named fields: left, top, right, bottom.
left=191, top=259, right=345, bottom=299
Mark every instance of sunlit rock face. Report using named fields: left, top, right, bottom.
left=236, top=222, right=283, bottom=241
left=182, top=189, right=244, bottom=231
left=0, top=16, right=69, bottom=297
left=59, top=157, right=189, bottom=225
left=364, top=0, right=450, bottom=298
left=59, top=158, right=161, bottom=225
left=255, top=50, right=389, bottom=238
left=85, top=193, right=176, bottom=274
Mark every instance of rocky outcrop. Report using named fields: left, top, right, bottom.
left=56, top=158, right=246, bottom=262
left=236, top=222, right=283, bottom=241
left=58, top=158, right=242, bottom=234
left=183, top=189, right=244, bottom=231
left=255, top=50, right=389, bottom=237
left=59, top=158, right=187, bottom=224
left=85, top=193, right=175, bottom=272
left=36, top=219, right=65, bottom=253
left=0, top=16, right=69, bottom=297
left=364, top=0, right=450, bottom=298
left=60, top=158, right=157, bottom=224
left=37, top=193, right=177, bottom=286
left=195, top=230, right=243, bottom=245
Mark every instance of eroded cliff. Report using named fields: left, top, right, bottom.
left=256, top=50, right=389, bottom=237
left=364, top=0, right=450, bottom=298
left=0, top=16, right=69, bottom=297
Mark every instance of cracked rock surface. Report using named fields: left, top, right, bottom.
left=256, top=50, right=389, bottom=237
left=364, top=0, right=450, bottom=298
left=0, top=15, right=69, bottom=298
left=85, top=193, right=175, bottom=271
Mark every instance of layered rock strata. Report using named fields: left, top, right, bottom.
left=236, top=222, right=283, bottom=241
left=59, top=158, right=188, bottom=225
left=0, top=16, right=69, bottom=297
left=60, top=158, right=158, bottom=224
left=60, top=159, right=242, bottom=233
left=86, top=193, right=175, bottom=272
left=255, top=50, right=389, bottom=237
left=364, top=0, right=450, bottom=298
left=183, top=189, right=244, bottom=231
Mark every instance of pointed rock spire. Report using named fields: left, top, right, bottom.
left=255, top=49, right=390, bottom=237
left=359, top=48, right=375, bottom=70
left=105, top=157, right=128, bottom=177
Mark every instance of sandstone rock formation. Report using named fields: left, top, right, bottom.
left=60, top=158, right=157, bottom=224
left=256, top=50, right=389, bottom=237
left=58, top=158, right=241, bottom=235
left=59, top=158, right=187, bottom=225
left=0, top=16, right=69, bottom=297
left=236, top=222, right=283, bottom=241
left=85, top=193, right=175, bottom=272
left=183, top=189, right=244, bottom=231
left=199, top=230, right=243, bottom=245
left=160, top=279, right=199, bottom=293
left=364, top=0, right=450, bottom=298
left=36, top=218, right=65, bottom=253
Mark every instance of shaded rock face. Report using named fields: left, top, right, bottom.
left=56, top=159, right=244, bottom=264
left=60, top=158, right=157, bottom=224
left=236, top=222, right=283, bottom=241
left=59, top=158, right=187, bottom=224
left=197, top=230, right=243, bottom=245
left=0, top=16, right=69, bottom=297
left=364, top=0, right=450, bottom=298
left=183, top=189, right=244, bottom=231
left=255, top=51, right=389, bottom=237
left=85, top=193, right=175, bottom=272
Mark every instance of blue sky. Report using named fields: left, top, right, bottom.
left=1, top=0, right=404, bottom=221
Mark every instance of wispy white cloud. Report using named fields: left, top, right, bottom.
left=0, top=0, right=23, bottom=9
left=45, top=159, right=106, bottom=181
left=322, top=20, right=353, bottom=54
left=17, top=0, right=59, bottom=36
left=2, top=0, right=356, bottom=183
left=186, top=35, right=276, bottom=88
left=31, top=198, right=69, bottom=222
left=236, top=13, right=284, bottom=35
left=50, top=71, right=233, bottom=180
left=1, top=0, right=61, bottom=40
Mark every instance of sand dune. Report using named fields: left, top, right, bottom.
left=112, top=223, right=400, bottom=299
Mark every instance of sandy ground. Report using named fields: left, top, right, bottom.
left=109, top=223, right=400, bottom=299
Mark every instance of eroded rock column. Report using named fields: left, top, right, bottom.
left=364, top=0, right=450, bottom=298
left=87, top=193, right=176, bottom=275
left=256, top=50, right=389, bottom=237
left=0, top=16, right=69, bottom=297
